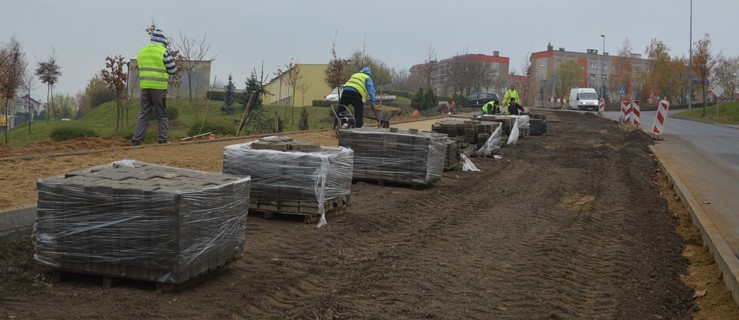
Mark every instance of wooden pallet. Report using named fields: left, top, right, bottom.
left=49, top=257, right=237, bottom=292
left=249, top=195, right=351, bottom=223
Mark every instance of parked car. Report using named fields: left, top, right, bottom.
left=377, top=93, right=397, bottom=102
left=465, top=92, right=499, bottom=108
left=325, top=87, right=341, bottom=101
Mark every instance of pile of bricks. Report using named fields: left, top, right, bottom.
left=338, top=128, right=446, bottom=186
left=223, top=136, right=353, bottom=220
left=34, top=160, right=251, bottom=284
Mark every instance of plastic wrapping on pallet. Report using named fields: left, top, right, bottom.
left=33, top=159, right=251, bottom=284
left=223, top=136, right=353, bottom=227
left=338, top=128, right=446, bottom=186
left=477, top=124, right=504, bottom=156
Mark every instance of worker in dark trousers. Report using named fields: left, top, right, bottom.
left=338, top=67, right=375, bottom=128
left=505, top=98, right=525, bottom=115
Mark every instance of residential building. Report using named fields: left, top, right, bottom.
left=530, top=43, right=650, bottom=105
left=410, top=52, right=510, bottom=97
left=263, top=64, right=331, bottom=106
left=1, top=94, right=42, bottom=128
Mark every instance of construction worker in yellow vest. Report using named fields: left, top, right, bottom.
left=481, top=99, right=501, bottom=115
left=131, top=28, right=178, bottom=146
left=503, top=84, right=521, bottom=109
left=338, top=67, right=376, bottom=128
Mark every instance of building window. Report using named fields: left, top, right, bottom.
left=590, top=62, right=597, bottom=68
left=603, top=63, right=608, bottom=69
left=589, top=74, right=596, bottom=80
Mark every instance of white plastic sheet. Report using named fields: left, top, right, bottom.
left=461, top=153, right=481, bottom=171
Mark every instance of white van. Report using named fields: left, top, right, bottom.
left=569, top=88, right=599, bottom=111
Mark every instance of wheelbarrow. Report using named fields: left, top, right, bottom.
left=331, top=104, right=356, bottom=137
left=364, top=103, right=401, bottom=128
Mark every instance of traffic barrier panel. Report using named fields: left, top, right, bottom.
left=631, top=100, right=641, bottom=127
left=650, top=100, right=670, bottom=140
left=620, top=101, right=631, bottom=124
left=598, top=98, right=605, bottom=115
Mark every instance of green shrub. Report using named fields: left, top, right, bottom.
left=298, top=108, right=309, bottom=131
left=50, top=127, right=98, bottom=142
left=167, top=106, right=179, bottom=120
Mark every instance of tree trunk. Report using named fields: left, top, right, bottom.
left=702, top=84, right=707, bottom=117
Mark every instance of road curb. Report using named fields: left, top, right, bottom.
left=652, top=146, right=739, bottom=306
left=0, top=205, right=36, bottom=245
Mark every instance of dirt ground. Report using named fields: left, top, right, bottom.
left=1, top=111, right=737, bottom=319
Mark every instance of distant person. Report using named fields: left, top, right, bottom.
left=503, top=84, right=521, bottom=109
left=338, top=67, right=375, bottom=128
left=481, top=99, right=500, bottom=115
left=505, top=98, right=525, bottom=115
left=449, top=100, right=456, bottom=114
left=131, top=28, right=178, bottom=146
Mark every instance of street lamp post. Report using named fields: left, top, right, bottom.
left=688, top=0, right=693, bottom=110
left=600, top=34, right=606, bottom=100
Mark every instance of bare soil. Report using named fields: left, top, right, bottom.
left=0, top=111, right=737, bottom=319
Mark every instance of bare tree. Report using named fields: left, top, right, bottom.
left=1, top=36, right=27, bottom=142
left=283, top=60, right=302, bottom=123
left=715, top=56, right=739, bottom=102
left=101, top=55, right=128, bottom=132
left=692, top=33, right=718, bottom=116
left=471, top=60, right=494, bottom=93
left=388, top=68, right=410, bottom=92
left=35, top=52, right=62, bottom=124
left=324, top=39, right=351, bottom=99
left=297, top=78, right=309, bottom=107
left=519, top=55, right=534, bottom=105
left=173, top=31, right=212, bottom=103
left=608, top=38, right=635, bottom=101
left=419, top=45, right=437, bottom=89
left=447, top=54, right=473, bottom=95
left=22, top=71, right=37, bottom=133
left=166, top=49, right=186, bottom=100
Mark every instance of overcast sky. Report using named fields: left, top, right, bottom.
left=4, top=0, right=738, bottom=101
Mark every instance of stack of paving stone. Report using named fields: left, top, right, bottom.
left=223, top=136, right=353, bottom=220
left=34, top=160, right=251, bottom=285
left=443, top=138, right=460, bottom=171
left=477, top=115, right=514, bottom=136
left=338, top=128, right=446, bottom=186
left=432, top=119, right=500, bottom=145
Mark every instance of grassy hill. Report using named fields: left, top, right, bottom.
left=673, top=101, right=739, bottom=125
left=3, top=98, right=345, bottom=147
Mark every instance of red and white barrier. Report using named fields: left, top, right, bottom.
left=620, top=101, right=631, bottom=123
left=650, top=100, right=670, bottom=140
left=598, top=98, right=605, bottom=115
left=631, top=100, right=641, bottom=127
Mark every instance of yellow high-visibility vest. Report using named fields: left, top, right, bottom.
left=343, top=72, right=369, bottom=102
left=137, top=44, right=169, bottom=90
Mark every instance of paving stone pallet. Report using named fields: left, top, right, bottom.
left=224, top=136, right=353, bottom=222
left=339, top=128, right=446, bottom=186
left=34, top=160, right=251, bottom=285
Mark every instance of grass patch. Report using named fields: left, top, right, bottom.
left=3, top=99, right=337, bottom=147
left=673, top=102, right=739, bottom=125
